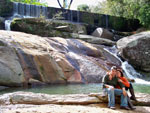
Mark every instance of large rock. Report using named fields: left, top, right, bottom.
left=117, top=31, right=150, bottom=72
left=11, top=18, right=87, bottom=37
left=92, top=28, right=114, bottom=40
left=0, top=41, right=25, bottom=86
left=0, top=30, right=121, bottom=86
left=77, top=34, right=116, bottom=46
left=10, top=18, right=116, bottom=46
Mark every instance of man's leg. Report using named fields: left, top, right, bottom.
left=105, top=88, right=115, bottom=107
left=114, top=89, right=128, bottom=107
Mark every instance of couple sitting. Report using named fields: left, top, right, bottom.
left=102, top=66, right=136, bottom=110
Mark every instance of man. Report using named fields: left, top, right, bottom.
left=102, top=66, right=130, bottom=110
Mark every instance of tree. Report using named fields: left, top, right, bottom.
left=10, top=0, right=48, bottom=6
left=57, top=0, right=73, bottom=9
left=77, top=4, right=91, bottom=12
left=90, top=0, right=150, bottom=28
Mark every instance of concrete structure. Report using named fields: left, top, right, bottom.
left=1, top=1, right=141, bottom=32
left=0, top=0, right=13, bottom=17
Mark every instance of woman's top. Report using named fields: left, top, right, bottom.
left=116, top=76, right=130, bottom=89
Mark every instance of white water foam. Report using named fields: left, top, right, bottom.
left=5, top=20, right=11, bottom=31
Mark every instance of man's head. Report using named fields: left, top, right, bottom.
left=110, top=66, right=117, bottom=76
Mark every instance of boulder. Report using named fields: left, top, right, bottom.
left=77, top=34, right=116, bottom=46
left=0, top=41, right=25, bottom=86
left=0, top=30, right=121, bottom=86
left=92, top=28, right=114, bottom=40
left=117, top=31, right=150, bottom=72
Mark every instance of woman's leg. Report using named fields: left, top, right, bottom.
left=129, top=83, right=137, bottom=101
left=127, top=95, right=136, bottom=110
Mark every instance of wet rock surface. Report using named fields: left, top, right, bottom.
left=0, top=30, right=120, bottom=86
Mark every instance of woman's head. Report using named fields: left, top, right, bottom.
left=116, top=69, right=124, bottom=77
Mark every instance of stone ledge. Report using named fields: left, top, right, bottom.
left=0, top=92, right=150, bottom=106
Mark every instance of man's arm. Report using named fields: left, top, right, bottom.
left=102, top=74, right=114, bottom=89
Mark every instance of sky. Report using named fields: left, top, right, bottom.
left=42, top=0, right=101, bottom=10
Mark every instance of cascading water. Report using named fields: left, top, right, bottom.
left=5, top=20, right=11, bottom=31
left=13, top=2, right=47, bottom=18
left=104, top=46, right=150, bottom=85
left=4, top=2, right=48, bottom=30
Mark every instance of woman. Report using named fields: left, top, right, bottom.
left=116, top=69, right=136, bottom=110
left=116, top=69, right=137, bottom=101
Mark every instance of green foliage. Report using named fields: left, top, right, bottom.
left=138, top=4, right=150, bottom=28
left=90, top=0, right=150, bottom=28
left=10, top=0, right=48, bottom=6
left=77, top=4, right=91, bottom=12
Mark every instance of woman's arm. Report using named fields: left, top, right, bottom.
left=120, top=77, right=130, bottom=87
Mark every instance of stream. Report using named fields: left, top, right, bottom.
left=0, top=83, right=150, bottom=95
left=2, top=2, right=150, bottom=96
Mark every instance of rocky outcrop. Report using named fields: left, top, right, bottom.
left=11, top=18, right=87, bottom=37
left=117, top=31, right=150, bottom=72
left=0, top=41, right=25, bottom=86
left=0, top=92, right=150, bottom=113
left=0, top=92, right=150, bottom=106
left=1, top=104, right=150, bottom=113
left=92, top=28, right=114, bottom=40
left=77, top=34, right=116, bottom=46
left=0, top=30, right=121, bottom=86
left=10, top=18, right=115, bottom=46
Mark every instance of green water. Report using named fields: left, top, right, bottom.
left=0, top=83, right=150, bottom=95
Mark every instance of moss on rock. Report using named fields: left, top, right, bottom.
left=11, top=18, right=87, bottom=38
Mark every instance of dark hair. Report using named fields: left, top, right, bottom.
left=117, top=70, right=124, bottom=77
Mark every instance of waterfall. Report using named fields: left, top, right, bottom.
left=12, top=2, right=48, bottom=18
left=4, top=2, right=48, bottom=30
left=104, top=46, right=150, bottom=85
left=5, top=20, right=11, bottom=31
